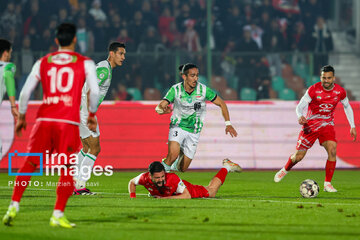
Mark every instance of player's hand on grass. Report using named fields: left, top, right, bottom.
left=15, top=114, right=26, bottom=137
left=226, top=125, right=238, bottom=137
left=298, top=116, right=308, bottom=125
left=87, top=116, right=97, bottom=132
left=350, top=128, right=357, bottom=142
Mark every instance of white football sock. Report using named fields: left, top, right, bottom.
left=53, top=210, right=64, bottom=218
left=76, top=149, right=86, bottom=169
left=223, top=165, right=231, bottom=172
left=79, top=153, right=96, bottom=183
left=161, top=161, right=171, bottom=172
left=170, top=157, right=181, bottom=172
left=9, top=201, right=19, bottom=212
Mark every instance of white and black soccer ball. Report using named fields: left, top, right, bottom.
left=299, top=179, right=319, bottom=198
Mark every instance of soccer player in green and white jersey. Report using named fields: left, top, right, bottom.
left=0, top=39, right=19, bottom=160
left=74, top=42, right=126, bottom=195
left=156, top=63, right=239, bottom=172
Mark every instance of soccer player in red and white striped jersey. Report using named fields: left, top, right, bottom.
left=3, top=23, right=100, bottom=228
left=128, top=159, right=242, bottom=199
left=274, top=65, right=357, bottom=192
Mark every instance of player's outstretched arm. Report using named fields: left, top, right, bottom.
left=128, top=178, right=137, bottom=198
left=211, top=96, right=237, bottom=137
left=155, top=100, right=172, bottom=115
left=341, top=97, right=356, bottom=141
left=159, top=188, right=191, bottom=199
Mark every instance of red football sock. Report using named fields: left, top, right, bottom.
left=325, top=160, right=336, bottom=182
left=215, top=168, right=228, bottom=184
left=284, top=156, right=297, bottom=171
left=12, top=161, right=37, bottom=202
left=54, top=168, right=74, bottom=212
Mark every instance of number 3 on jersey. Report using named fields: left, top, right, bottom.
left=48, top=67, right=74, bottom=93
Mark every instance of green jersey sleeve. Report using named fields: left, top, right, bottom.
left=164, top=86, right=175, bottom=103
left=4, top=63, right=16, bottom=97
left=96, top=67, right=109, bottom=86
left=205, top=86, right=217, bottom=101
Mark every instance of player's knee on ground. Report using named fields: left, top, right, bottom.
left=207, top=187, right=217, bottom=198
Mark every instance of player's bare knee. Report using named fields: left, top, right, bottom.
left=292, top=152, right=305, bottom=162
left=329, top=147, right=336, bottom=158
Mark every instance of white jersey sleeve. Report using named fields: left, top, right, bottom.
left=84, top=60, right=100, bottom=113
left=133, top=173, right=145, bottom=186
left=341, top=97, right=355, bottom=128
left=296, top=90, right=312, bottom=118
left=19, top=60, right=41, bottom=114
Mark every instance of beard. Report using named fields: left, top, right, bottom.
left=155, top=180, right=166, bottom=193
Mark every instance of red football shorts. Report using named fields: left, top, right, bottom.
left=183, top=180, right=209, bottom=198
left=26, top=121, right=80, bottom=165
left=296, top=125, right=336, bottom=151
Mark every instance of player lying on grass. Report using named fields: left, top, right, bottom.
left=128, top=159, right=242, bottom=199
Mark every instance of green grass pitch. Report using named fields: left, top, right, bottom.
left=0, top=170, right=359, bottom=240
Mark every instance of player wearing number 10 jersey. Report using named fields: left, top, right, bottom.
left=274, top=65, right=357, bottom=192
left=3, top=23, right=100, bottom=228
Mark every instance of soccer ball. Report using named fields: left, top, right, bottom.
left=299, top=179, right=319, bottom=198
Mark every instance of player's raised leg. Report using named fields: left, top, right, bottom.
left=274, top=150, right=307, bottom=182
left=206, top=159, right=242, bottom=197
left=322, top=140, right=338, bottom=192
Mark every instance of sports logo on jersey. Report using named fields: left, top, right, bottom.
left=334, top=90, right=340, bottom=94
left=194, top=102, right=201, bottom=111
left=316, top=96, right=322, bottom=100
left=319, top=103, right=333, bottom=112
left=49, top=53, right=76, bottom=65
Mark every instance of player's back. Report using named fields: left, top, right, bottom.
left=37, top=51, right=90, bottom=124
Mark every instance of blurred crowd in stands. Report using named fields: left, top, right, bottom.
left=0, top=0, right=338, bottom=101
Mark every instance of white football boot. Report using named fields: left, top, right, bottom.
left=274, top=167, right=288, bottom=182
left=222, top=159, right=242, bottom=172
left=324, top=182, right=337, bottom=192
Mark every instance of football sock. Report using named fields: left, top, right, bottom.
left=54, top=168, right=74, bottom=212
left=214, top=168, right=228, bottom=184
left=223, top=164, right=231, bottom=172
left=284, top=156, right=297, bottom=171
left=161, top=161, right=171, bottom=172
left=170, top=157, right=180, bottom=171
left=78, top=153, right=96, bottom=183
left=76, top=149, right=86, bottom=171
left=11, top=160, right=37, bottom=202
left=325, top=160, right=336, bottom=182
left=53, top=210, right=64, bottom=218
left=9, top=201, right=19, bottom=212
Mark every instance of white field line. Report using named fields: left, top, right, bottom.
left=0, top=186, right=358, bottom=206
